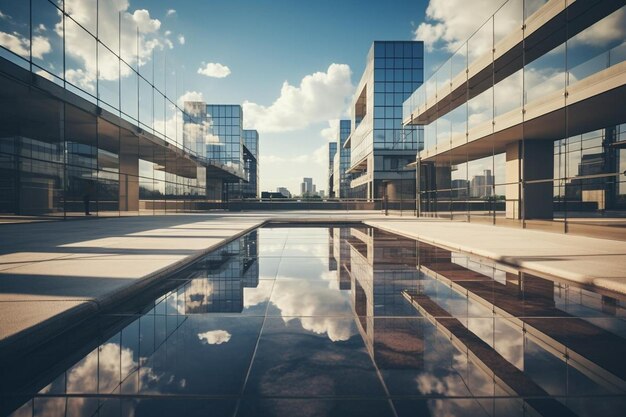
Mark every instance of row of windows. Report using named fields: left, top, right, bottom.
left=207, top=117, right=242, bottom=127
left=207, top=107, right=242, bottom=118
left=373, top=119, right=406, bottom=130
left=374, top=129, right=421, bottom=142
left=373, top=92, right=413, bottom=106
left=210, top=126, right=243, bottom=136
left=374, top=69, right=423, bottom=84
left=374, top=58, right=424, bottom=70
left=374, top=107, right=404, bottom=119
left=373, top=42, right=423, bottom=59
left=374, top=81, right=422, bottom=94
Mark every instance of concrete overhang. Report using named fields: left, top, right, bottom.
left=350, top=172, right=372, bottom=188
left=419, top=62, right=626, bottom=165
left=404, top=0, right=623, bottom=127
left=346, top=155, right=368, bottom=174
left=0, top=57, right=245, bottom=182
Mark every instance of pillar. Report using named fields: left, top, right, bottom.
left=506, top=140, right=554, bottom=220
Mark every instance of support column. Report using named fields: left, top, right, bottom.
left=119, top=138, right=139, bottom=212
left=506, top=140, right=554, bottom=220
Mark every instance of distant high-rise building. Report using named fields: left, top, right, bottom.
left=301, top=177, right=314, bottom=196
left=470, top=170, right=494, bottom=199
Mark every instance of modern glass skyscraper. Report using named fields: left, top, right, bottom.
left=205, top=105, right=245, bottom=177
left=404, top=0, right=626, bottom=235
left=345, top=41, right=424, bottom=200
left=182, top=103, right=257, bottom=200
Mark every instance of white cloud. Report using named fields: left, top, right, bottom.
left=178, top=90, right=205, bottom=106
left=413, top=0, right=522, bottom=56
left=65, top=68, right=96, bottom=92
left=414, top=0, right=625, bottom=58
left=242, top=63, right=354, bottom=133
left=34, top=342, right=160, bottom=416
left=197, top=62, right=231, bottom=78
left=32, top=35, right=51, bottom=59
left=57, top=0, right=167, bottom=89
left=271, top=279, right=356, bottom=342
left=0, top=10, right=9, bottom=20
left=571, top=8, right=626, bottom=47
left=0, top=31, right=50, bottom=59
left=178, top=34, right=185, bottom=45
left=198, top=329, right=232, bottom=345
left=321, top=119, right=339, bottom=142
left=166, top=9, right=176, bottom=17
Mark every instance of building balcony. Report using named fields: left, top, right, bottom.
left=403, top=0, right=623, bottom=127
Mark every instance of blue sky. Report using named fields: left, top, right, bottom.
left=131, top=0, right=440, bottom=193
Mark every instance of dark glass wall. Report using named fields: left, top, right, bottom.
left=405, top=0, right=626, bottom=236
left=0, top=0, right=216, bottom=216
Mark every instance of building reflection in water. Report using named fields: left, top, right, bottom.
left=3, top=227, right=626, bottom=417
left=332, top=227, right=626, bottom=417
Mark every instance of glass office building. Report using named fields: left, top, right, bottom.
left=181, top=103, right=256, bottom=201
left=333, top=120, right=353, bottom=198
left=345, top=41, right=424, bottom=200
left=241, top=129, right=259, bottom=199
left=404, top=0, right=626, bottom=237
left=0, top=0, right=237, bottom=216
left=328, top=142, right=337, bottom=197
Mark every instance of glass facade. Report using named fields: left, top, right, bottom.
left=347, top=41, right=424, bottom=200
left=0, top=0, right=234, bottom=216
left=333, top=120, right=353, bottom=198
left=328, top=142, right=337, bottom=197
left=242, top=129, right=259, bottom=199
left=205, top=105, right=244, bottom=177
left=405, top=0, right=626, bottom=236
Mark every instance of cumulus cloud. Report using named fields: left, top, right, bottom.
left=198, top=329, right=232, bottom=345
left=197, top=62, right=231, bottom=78
left=242, top=63, right=354, bottom=133
left=413, top=0, right=508, bottom=54
left=178, top=34, right=185, bottom=45
left=166, top=9, right=176, bottom=17
left=34, top=343, right=160, bottom=416
left=0, top=31, right=50, bottom=59
left=57, top=0, right=168, bottom=90
left=178, top=90, right=205, bottom=106
left=415, top=0, right=625, bottom=59
left=321, top=119, right=340, bottom=142
left=271, top=279, right=356, bottom=342
left=571, top=8, right=626, bottom=47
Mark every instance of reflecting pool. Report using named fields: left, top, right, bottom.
left=1, top=226, right=625, bottom=417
